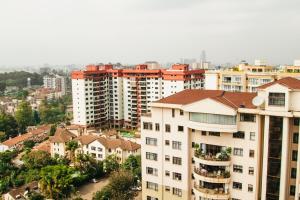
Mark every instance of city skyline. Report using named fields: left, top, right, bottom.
left=0, top=0, right=299, bottom=66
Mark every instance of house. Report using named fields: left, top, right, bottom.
left=49, top=128, right=77, bottom=157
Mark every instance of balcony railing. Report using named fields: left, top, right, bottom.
left=194, top=149, right=231, bottom=162
left=194, top=168, right=230, bottom=179
left=193, top=183, right=230, bottom=199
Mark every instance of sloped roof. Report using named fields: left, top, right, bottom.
left=258, top=77, right=300, bottom=90
left=1, top=134, right=32, bottom=147
left=156, top=89, right=257, bottom=109
left=75, top=135, right=140, bottom=151
left=49, top=128, right=77, bottom=143
left=33, top=140, right=51, bottom=153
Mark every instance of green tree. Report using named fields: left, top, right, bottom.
left=93, top=170, right=135, bottom=200
left=66, top=140, right=79, bottom=163
left=39, top=165, right=75, bottom=199
left=16, top=90, right=29, bottom=100
left=122, top=155, right=141, bottom=183
left=33, top=110, right=41, bottom=125
left=22, top=150, right=53, bottom=169
left=28, top=192, right=45, bottom=200
left=49, top=124, right=56, bottom=136
left=0, top=112, right=19, bottom=141
left=103, top=155, right=119, bottom=174
left=15, top=101, right=34, bottom=133
left=23, top=140, right=35, bottom=149
left=0, top=82, right=6, bottom=95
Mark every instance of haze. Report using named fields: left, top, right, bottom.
left=0, top=0, right=299, bottom=66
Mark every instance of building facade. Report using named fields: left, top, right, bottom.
left=141, top=77, right=300, bottom=200
left=43, top=74, right=67, bottom=95
left=71, top=64, right=205, bottom=129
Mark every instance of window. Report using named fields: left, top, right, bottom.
left=292, top=150, right=298, bottom=161
left=165, top=155, right=170, bottom=162
left=249, top=150, right=255, bottom=158
left=240, top=113, right=256, bottom=122
left=172, top=157, right=182, bottom=165
left=294, top=118, right=299, bottom=126
left=190, top=113, right=236, bottom=125
left=233, top=182, right=242, bottom=190
left=165, top=186, right=170, bottom=192
left=233, top=148, right=243, bottom=156
left=155, top=123, right=160, bottom=131
left=248, top=184, right=253, bottom=192
left=178, top=126, right=184, bottom=132
left=165, top=124, right=171, bottom=132
left=180, top=110, right=184, bottom=116
left=146, top=182, right=158, bottom=191
left=250, top=132, right=255, bottom=141
left=172, top=109, right=175, bottom=117
left=146, top=167, right=158, bottom=176
left=268, top=92, right=285, bottom=106
left=146, top=152, right=157, bottom=161
left=172, top=141, right=182, bottom=150
left=291, top=168, right=297, bottom=179
left=165, top=170, right=170, bottom=176
left=293, top=133, right=299, bottom=144
left=201, top=131, right=207, bottom=136
left=97, top=147, right=102, bottom=152
left=233, top=131, right=245, bottom=139
left=165, top=140, right=170, bottom=145
left=91, top=146, right=96, bottom=150
left=172, top=188, right=182, bottom=197
left=233, top=165, right=243, bottom=173
left=290, top=185, right=296, bottom=196
left=172, top=172, right=182, bottom=181
left=146, top=137, right=157, bottom=146
left=143, top=122, right=153, bottom=130
left=249, top=167, right=254, bottom=175
left=209, top=132, right=220, bottom=136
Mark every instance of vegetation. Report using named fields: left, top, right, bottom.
left=15, top=101, right=34, bottom=133
left=0, top=71, right=43, bottom=90
left=0, top=112, right=19, bottom=142
left=66, top=140, right=79, bottom=163
left=23, top=140, right=36, bottom=149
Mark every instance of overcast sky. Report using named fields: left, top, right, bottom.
left=0, top=0, right=299, bottom=66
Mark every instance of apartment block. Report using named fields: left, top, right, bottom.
left=205, top=61, right=300, bottom=92
left=71, top=64, right=204, bottom=129
left=43, top=74, right=67, bottom=95
left=141, top=77, right=300, bottom=200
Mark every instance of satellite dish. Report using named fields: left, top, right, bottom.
left=252, top=96, right=265, bottom=106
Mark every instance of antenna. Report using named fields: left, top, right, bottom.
left=252, top=96, right=265, bottom=107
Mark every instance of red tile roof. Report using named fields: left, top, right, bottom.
left=49, top=128, right=77, bottom=143
left=156, top=90, right=257, bottom=109
left=33, top=140, right=51, bottom=153
left=258, top=77, right=300, bottom=90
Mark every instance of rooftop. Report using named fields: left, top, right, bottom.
left=258, top=77, right=300, bottom=90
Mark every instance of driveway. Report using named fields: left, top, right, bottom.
left=76, top=178, right=110, bottom=200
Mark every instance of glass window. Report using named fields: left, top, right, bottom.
left=146, top=167, right=158, bottom=176
left=290, top=185, right=296, bottom=196
left=180, top=110, right=184, bottom=116
left=190, top=113, right=236, bottom=125
left=165, top=124, right=171, bottom=132
left=172, top=109, right=175, bottom=117
left=293, top=133, right=299, bottom=144
left=209, top=132, right=220, bottom=136
left=172, top=188, right=182, bottom=197
left=165, top=140, right=170, bottom=145
left=172, top=157, right=182, bottom=165
left=233, top=148, right=243, bottom=156
left=233, top=131, right=245, bottom=139
left=178, top=126, right=184, bottom=132
left=249, top=150, right=255, bottom=158
left=233, top=165, right=243, bottom=173
left=292, top=150, right=298, bottom=161
left=240, top=113, right=256, bottom=122
left=146, top=182, right=158, bottom=191
left=268, top=92, right=285, bottom=106
left=248, top=184, right=253, bottom=192
left=233, top=182, right=242, bottom=190
left=172, top=141, right=182, bottom=150
left=250, top=132, right=255, bottom=141
left=146, top=137, right=157, bottom=146
left=172, top=172, right=182, bottom=181
left=146, top=152, right=157, bottom=161
left=155, top=123, right=160, bottom=131
left=291, top=168, right=297, bottom=179
left=165, top=155, right=170, bottom=162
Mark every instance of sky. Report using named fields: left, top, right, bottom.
left=0, top=0, right=299, bottom=66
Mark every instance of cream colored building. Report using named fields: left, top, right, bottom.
left=205, top=63, right=300, bottom=93
left=141, top=77, right=300, bottom=200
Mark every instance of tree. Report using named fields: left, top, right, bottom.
left=49, top=124, right=56, bottom=136
left=33, top=110, right=41, bottom=125
left=93, top=170, right=135, bottom=200
left=16, top=90, right=29, bottom=100
left=28, top=192, right=45, bottom=200
left=23, top=140, right=35, bottom=149
left=0, top=82, right=6, bottom=94
left=66, top=140, right=79, bottom=163
left=22, top=150, right=53, bottom=169
left=0, top=112, right=19, bottom=141
left=39, top=165, right=75, bottom=199
left=15, top=101, right=34, bottom=133
left=122, top=155, right=141, bottom=184
left=103, top=155, right=119, bottom=174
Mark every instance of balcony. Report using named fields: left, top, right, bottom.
left=193, top=183, right=230, bottom=200
left=193, top=149, right=231, bottom=166
left=193, top=167, right=230, bottom=184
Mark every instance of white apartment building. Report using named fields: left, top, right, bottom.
left=141, top=77, right=300, bottom=200
left=43, top=74, right=66, bottom=95
left=71, top=64, right=205, bottom=129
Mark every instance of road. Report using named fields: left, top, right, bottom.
left=76, top=178, right=110, bottom=200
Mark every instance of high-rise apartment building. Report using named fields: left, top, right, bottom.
left=205, top=61, right=300, bottom=92
left=71, top=64, right=204, bottom=129
left=141, top=77, right=300, bottom=200
left=43, top=74, right=67, bottom=95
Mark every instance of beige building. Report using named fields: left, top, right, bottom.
left=141, top=77, right=300, bottom=200
left=49, top=128, right=140, bottom=163
left=205, top=62, right=300, bottom=93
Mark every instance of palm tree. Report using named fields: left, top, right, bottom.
left=39, top=165, right=74, bottom=199
left=66, top=140, right=79, bottom=163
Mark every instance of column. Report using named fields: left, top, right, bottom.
left=279, top=117, right=289, bottom=200
left=261, top=115, right=270, bottom=200
left=294, top=122, right=300, bottom=200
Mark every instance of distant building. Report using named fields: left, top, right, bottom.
left=71, top=64, right=205, bottom=129
left=43, top=74, right=66, bottom=95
